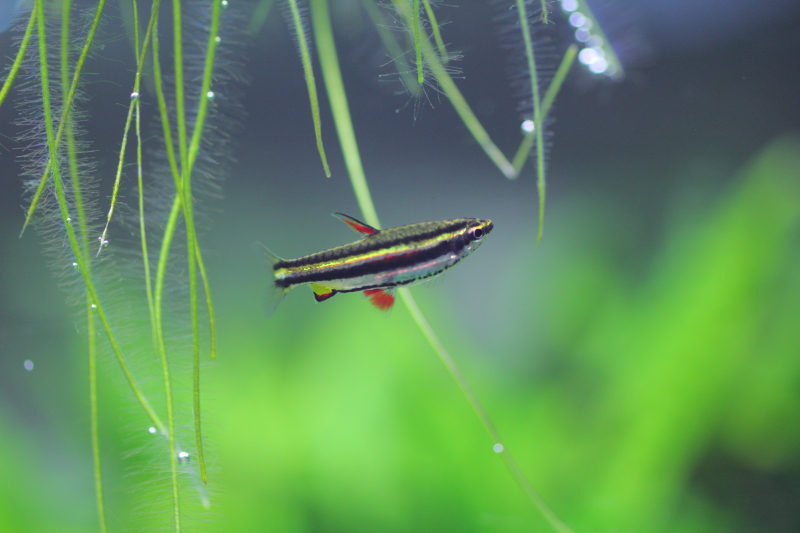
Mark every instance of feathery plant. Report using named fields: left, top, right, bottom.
left=2, top=0, right=602, bottom=530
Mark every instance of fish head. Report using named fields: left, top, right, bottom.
left=461, top=218, right=493, bottom=254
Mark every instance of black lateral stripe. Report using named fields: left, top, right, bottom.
left=281, top=238, right=456, bottom=286
left=275, top=219, right=469, bottom=269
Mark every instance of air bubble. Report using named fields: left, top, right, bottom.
left=575, top=28, right=590, bottom=42
left=493, top=443, right=504, bottom=453
left=221, top=0, right=228, bottom=6
left=520, top=119, right=535, bottom=133
left=98, top=236, right=109, bottom=247
left=148, top=427, right=157, bottom=435
left=72, top=262, right=78, bottom=269
left=66, top=217, right=71, bottom=223
left=24, top=360, right=34, bottom=371
left=206, top=91, right=215, bottom=100
left=131, top=91, right=139, bottom=99
left=578, top=47, right=598, bottom=65
left=177, top=451, right=191, bottom=464
left=215, top=36, right=221, bottom=43
left=91, top=303, right=97, bottom=309
left=569, top=12, right=586, bottom=28
left=589, top=57, right=608, bottom=74
left=561, top=0, right=577, bottom=12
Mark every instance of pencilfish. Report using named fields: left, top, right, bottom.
left=259, top=213, right=493, bottom=312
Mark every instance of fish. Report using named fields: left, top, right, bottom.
left=258, top=213, right=493, bottom=312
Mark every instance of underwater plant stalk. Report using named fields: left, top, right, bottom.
left=412, top=0, right=422, bottom=84
left=32, top=0, right=164, bottom=436
left=421, top=0, right=448, bottom=63
left=310, top=2, right=572, bottom=531
left=512, top=44, right=577, bottom=176
left=286, top=0, right=331, bottom=177
left=0, top=9, right=35, bottom=109
left=514, top=0, right=546, bottom=241
left=359, top=0, right=420, bottom=97
left=390, top=0, right=516, bottom=179
left=21, top=0, right=107, bottom=237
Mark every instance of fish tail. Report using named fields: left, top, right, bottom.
left=254, top=242, right=290, bottom=315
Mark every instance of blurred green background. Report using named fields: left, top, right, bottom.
left=1, top=1, right=800, bottom=532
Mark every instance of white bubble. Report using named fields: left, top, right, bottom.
left=586, top=35, right=604, bottom=48
left=206, top=91, right=215, bottom=100
left=72, top=262, right=78, bottom=268
left=91, top=303, right=97, bottom=309
left=578, top=47, right=598, bottom=65
left=24, top=360, right=34, bottom=371
left=131, top=91, right=139, bottom=99
left=561, top=0, right=578, bottom=12
left=569, top=12, right=586, bottom=28
left=215, top=36, right=221, bottom=43
left=221, top=0, right=228, bottom=6
left=493, top=443, right=504, bottom=453
left=148, top=427, right=157, bottom=435
left=589, top=57, right=609, bottom=74
left=177, top=451, right=191, bottom=464
left=581, top=17, right=593, bottom=30
left=65, top=217, right=71, bottom=222
left=520, top=119, right=535, bottom=133
left=575, top=28, right=590, bottom=42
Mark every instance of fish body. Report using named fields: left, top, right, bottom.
left=260, top=213, right=493, bottom=312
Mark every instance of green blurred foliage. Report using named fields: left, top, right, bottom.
left=2, top=130, right=800, bottom=531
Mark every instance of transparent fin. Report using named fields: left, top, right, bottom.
left=332, top=212, right=379, bottom=236
left=254, top=242, right=290, bottom=316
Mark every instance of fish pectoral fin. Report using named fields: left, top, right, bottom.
left=364, top=288, right=396, bottom=311
left=333, top=213, right=379, bottom=236
left=310, top=283, right=337, bottom=303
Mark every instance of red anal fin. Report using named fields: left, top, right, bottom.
left=364, top=289, right=395, bottom=311
left=333, top=213, right=379, bottom=236
left=310, top=283, right=337, bottom=302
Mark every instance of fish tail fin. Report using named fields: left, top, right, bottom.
left=254, top=242, right=290, bottom=316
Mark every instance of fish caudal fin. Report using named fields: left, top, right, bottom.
left=333, top=213, right=379, bottom=236
left=364, top=289, right=395, bottom=311
left=254, top=242, right=289, bottom=316
left=310, top=283, right=337, bottom=303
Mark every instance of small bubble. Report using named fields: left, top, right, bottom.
left=569, top=12, right=586, bottom=28
left=561, top=0, right=578, bottom=12
left=177, top=451, right=191, bottom=464
left=98, top=236, right=109, bottom=247
left=215, top=36, right=221, bottom=43
left=24, top=360, right=34, bottom=371
left=206, top=91, right=215, bottom=100
left=575, top=28, right=590, bottom=42
left=72, top=262, right=78, bottom=269
left=148, top=427, right=157, bottom=435
left=520, top=119, right=535, bottom=134
left=131, top=91, right=139, bottom=99
left=66, top=217, right=71, bottom=222
left=91, top=303, right=97, bottom=309
left=493, top=443, right=504, bottom=453
left=589, top=57, right=608, bottom=74
left=578, top=47, right=598, bottom=65
left=221, top=0, right=228, bottom=7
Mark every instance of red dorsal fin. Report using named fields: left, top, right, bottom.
left=333, top=213, right=379, bottom=236
left=310, top=283, right=337, bottom=302
left=364, top=289, right=395, bottom=311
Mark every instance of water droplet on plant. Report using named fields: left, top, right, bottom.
left=66, top=217, right=71, bottom=222
left=221, top=0, right=228, bottom=7
left=131, top=91, right=139, bottom=99
left=177, top=451, right=191, bottom=464
left=215, top=36, right=221, bottom=43
left=24, top=359, right=34, bottom=371
left=492, top=443, right=504, bottom=453
left=206, top=91, right=215, bottom=100
left=72, top=262, right=78, bottom=269
left=148, top=427, right=157, bottom=435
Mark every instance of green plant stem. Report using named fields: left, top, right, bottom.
left=391, top=0, right=515, bottom=178
left=172, top=0, right=188, bottom=171
left=33, top=0, right=164, bottom=436
left=0, top=8, right=35, bottom=110
left=154, top=198, right=183, bottom=533
left=360, top=0, right=420, bottom=97
left=247, top=0, right=276, bottom=37
left=310, top=2, right=572, bottom=531
left=412, top=0, right=423, bottom=84
left=514, top=0, right=546, bottom=242
left=511, top=44, right=577, bottom=176
left=310, top=0, right=379, bottom=226
left=96, top=0, right=161, bottom=255
left=421, top=0, right=448, bottom=63
left=21, top=0, right=107, bottom=237
left=287, top=0, right=331, bottom=177
left=87, top=305, right=106, bottom=533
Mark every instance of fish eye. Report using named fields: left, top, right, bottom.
left=469, top=227, right=484, bottom=241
